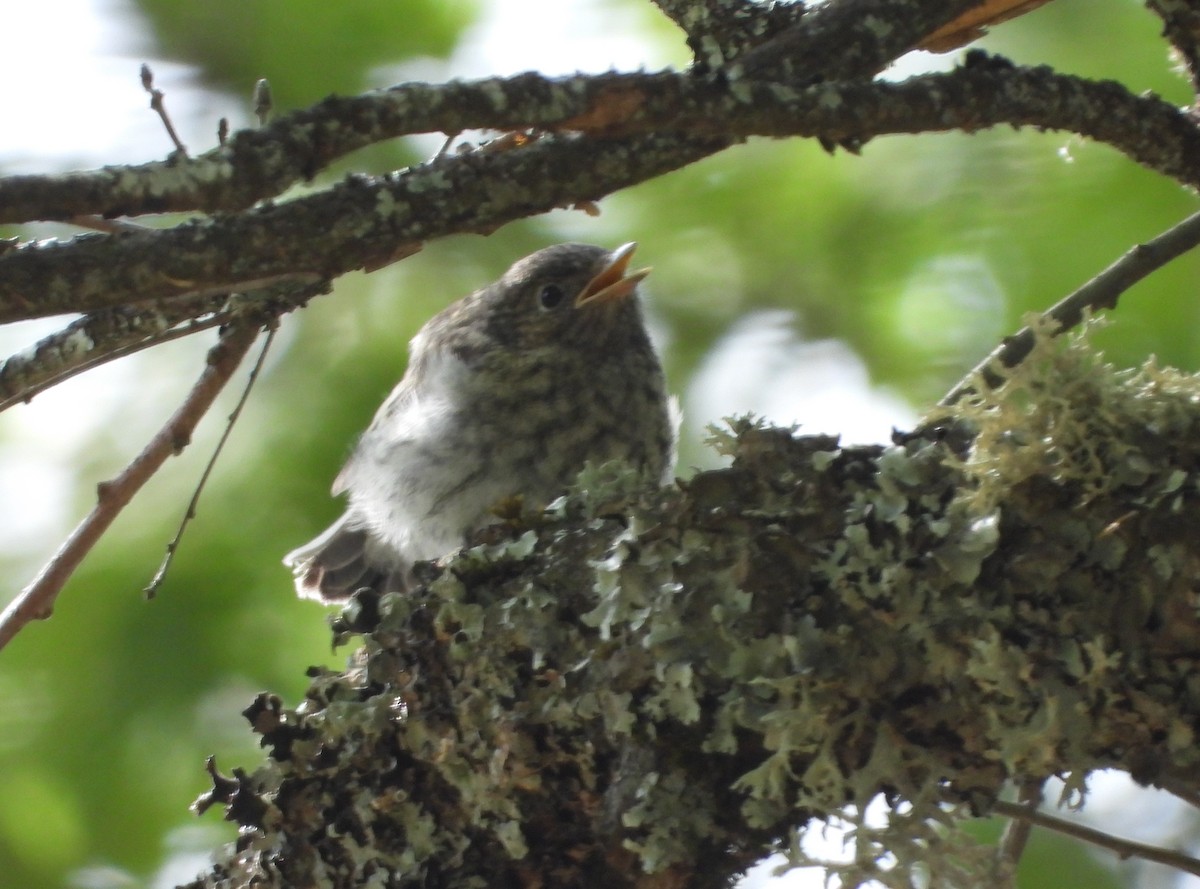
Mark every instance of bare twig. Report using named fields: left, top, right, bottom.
left=991, top=798, right=1200, bottom=877
left=0, top=322, right=261, bottom=652
left=141, top=63, right=188, bottom=156
left=994, top=780, right=1044, bottom=883
left=144, top=325, right=276, bottom=598
left=939, top=207, right=1200, bottom=406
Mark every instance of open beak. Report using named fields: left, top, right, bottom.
left=575, top=242, right=651, bottom=307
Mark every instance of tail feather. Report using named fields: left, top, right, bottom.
left=284, top=513, right=403, bottom=602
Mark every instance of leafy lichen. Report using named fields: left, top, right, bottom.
left=189, top=324, right=1200, bottom=889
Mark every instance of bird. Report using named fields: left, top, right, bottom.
left=284, top=242, right=676, bottom=601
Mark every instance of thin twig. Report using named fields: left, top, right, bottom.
left=991, top=798, right=1200, bottom=878
left=145, top=325, right=277, bottom=598
left=140, top=63, right=188, bottom=156
left=994, top=779, right=1044, bottom=882
left=0, top=322, right=261, bottom=653
left=940, top=208, right=1200, bottom=406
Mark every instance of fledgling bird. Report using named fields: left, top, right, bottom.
left=284, top=242, right=675, bottom=601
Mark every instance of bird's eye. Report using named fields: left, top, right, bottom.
left=538, top=283, right=566, bottom=310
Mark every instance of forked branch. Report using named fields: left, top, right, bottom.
left=0, top=321, right=262, bottom=651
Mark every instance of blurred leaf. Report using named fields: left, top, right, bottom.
left=131, top=0, right=478, bottom=105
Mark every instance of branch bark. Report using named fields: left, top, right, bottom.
left=11, top=51, right=1194, bottom=228
left=3, top=59, right=1198, bottom=329
left=1146, top=0, right=1200, bottom=94
left=2, top=0, right=982, bottom=227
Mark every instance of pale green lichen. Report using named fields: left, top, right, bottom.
left=955, top=314, right=1200, bottom=519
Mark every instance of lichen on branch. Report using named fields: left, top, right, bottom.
left=188, top=323, right=1200, bottom=889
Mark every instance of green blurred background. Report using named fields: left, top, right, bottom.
left=1, top=1, right=1197, bottom=887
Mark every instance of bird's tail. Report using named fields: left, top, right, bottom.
left=283, top=513, right=404, bottom=602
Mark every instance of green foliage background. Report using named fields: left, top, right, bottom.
left=0, top=1, right=1194, bottom=886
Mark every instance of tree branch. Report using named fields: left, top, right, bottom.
left=0, top=320, right=262, bottom=652
left=3, top=59, right=1197, bottom=328
left=994, top=780, right=1044, bottom=882
left=1145, top=0, right=1200, bottom=95
left=991, top=798, right=1200, bottom=878
left=186, top=326, right=1200, bottom=885
left=650, top=0, right=808, bottom=69
left=0, top=295, right=229, bottom=410
left=144, top=327, right=277, bottom=599
left=938, top=206, right=1200, bottom=406
left=738, top=0, right=983, bottom=78
left=0, top=274, right=325, bottom=410
left=0, top=131, right=724, bottom=322
left=0, top=0, right=985, bottom=227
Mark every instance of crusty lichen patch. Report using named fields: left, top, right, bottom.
left=189, top=323, right=1200, bottom=889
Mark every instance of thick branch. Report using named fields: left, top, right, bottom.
left=187, top=329, right=1200, bottom=886
left=0, top=275, right=323, bottom=410
left=0, top=0, right=981, bottom=226
left=559, top=57, right=1200, bottom=186
left=739, top=0, right=983, bottom=77
left=650, top=0, right=808, bottom=69
left=0, top=132, right=724, bottom=323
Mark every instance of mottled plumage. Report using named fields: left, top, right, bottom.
left=284, top=243, right=674, bottom=601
